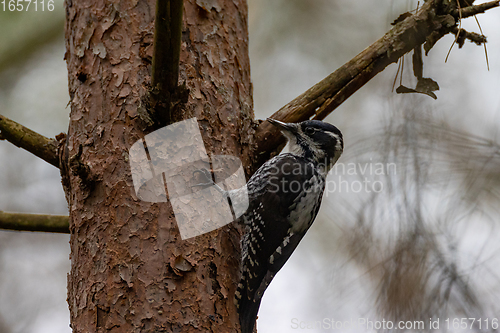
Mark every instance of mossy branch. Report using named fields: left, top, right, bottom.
left=0, top=211, right=69, bottom=233
left=0, top=114, right=60, bottom=168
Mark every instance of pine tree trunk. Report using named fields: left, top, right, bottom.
left=63, top=0, right=253, bottom=331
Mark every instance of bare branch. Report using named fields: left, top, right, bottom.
left=149, top=0, right=185, bottom=126
left=0, top=114, right=60, bottom=168
left=450, top=26, right=487, bottom=47
left=459, top=0, right=499, bottom=18
left=0, top=211, right=69, bottom=233
left=252, top=0, right=499, bottom=171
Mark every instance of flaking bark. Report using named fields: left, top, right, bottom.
left=0, top=114, right=60, bottom=168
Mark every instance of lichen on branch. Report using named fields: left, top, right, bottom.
left=0, top=211, right=69, bottom=233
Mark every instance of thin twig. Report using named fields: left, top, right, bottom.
left=0, top=114, right=60, bottom=168
left=0, top=211, right=69, bottom=233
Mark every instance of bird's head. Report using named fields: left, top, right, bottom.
left=268, top=118, right=343, bottom=174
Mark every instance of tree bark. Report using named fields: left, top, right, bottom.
left=63, top=0, right=253, bottom=331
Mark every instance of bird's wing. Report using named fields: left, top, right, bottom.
left=236, top=154, right=324, bottom=333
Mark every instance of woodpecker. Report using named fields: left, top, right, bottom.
left=235, top=118, right=343, bottom=333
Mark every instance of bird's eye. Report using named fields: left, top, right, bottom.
left=304, top=127, right=315, bottom=135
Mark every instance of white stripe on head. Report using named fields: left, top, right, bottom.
left=324, top=131, right=343, bottom=151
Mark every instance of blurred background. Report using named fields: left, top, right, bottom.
left=1, top=0, right=499, bottom=332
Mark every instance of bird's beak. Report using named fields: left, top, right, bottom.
left=267, top=118, right=298, bottom=135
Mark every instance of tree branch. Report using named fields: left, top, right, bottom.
left=149, top=0, right=185, bottom=126
left=252, top=0, right=499, bottom=171
left=0, top=114, right=60, bottom=168
left=0, top=211, right=69, bottom=233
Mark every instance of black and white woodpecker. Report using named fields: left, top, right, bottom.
left=235, top=118, right=344, bottom=333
